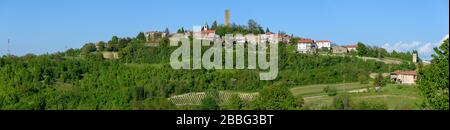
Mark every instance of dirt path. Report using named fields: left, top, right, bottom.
left=303, top=88, right=368, bottom=99
left=357, top=95, right=418, bottom=99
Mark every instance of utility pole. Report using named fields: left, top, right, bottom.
left=7, top=39, right=10, bottom=55
left=65, top=45, right=68, bottom=58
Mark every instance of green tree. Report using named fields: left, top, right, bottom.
left=297, top=96, right=305, bottom=108
left=164, top=28, right=170, bottom=36
left=323, top=86, right=337, bottom=96
left=177, top=27, right=185, bottom=33
left=418, top=38, right=449, bottom=110
left=289, top=37, right=300, bottom=44
left=96, top=42, right=106, bottom=52
left=198, top=95, right=220, bottom=110
left=211, top=20, right=218, bottom=30
left=265, top=27, right=271, bottom=33
left=373, top=73, right=386, bottom=88
left=356, top=42, right=368, bottom=56
left=136, top=32, right=146, bottom=42
left=248, top=19, right=263, bottom=34
left=333, top=94, right=351, bottom=110
left=252, top=83, right=298, bottom=110
left=227, top=94, right=244, bottom=110
left=357, top=70, right=369, bottom=84
left=111, top=36, right=119, bottom=44
left=81, top=43, right=96, bottom=54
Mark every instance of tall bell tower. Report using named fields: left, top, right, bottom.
left=225, top=9, right=230, bottom=27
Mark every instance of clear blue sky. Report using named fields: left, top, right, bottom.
left=0, top=0, right=448, bottom=59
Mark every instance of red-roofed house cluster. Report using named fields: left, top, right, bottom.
left=296, top=38, right=357, bottom=54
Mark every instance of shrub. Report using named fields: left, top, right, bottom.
left=333, top=94, right=351, bottom=110
left=396, top=85, right=405, bottom=90
left=297, top=96, right=305, bottom=108
left=323, top=86, right=338, bottom=96
left=227, top=94, right=244, bottom=110
left=352, top=101, right=388, bottom=110
left=198, top=95, right=220, bottom=110
left=251, top=83, right=297, bottom=110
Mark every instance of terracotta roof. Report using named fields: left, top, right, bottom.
left=201, top=30, right=216, bottom=34
left=316, top=40, right=330, bottom=42
left=298, top=39, right=314, bottom=43
left=344, top=45, right=357, bottom=48
left=392, top=70, right=417, bottom=76
left=272, top=34, right=289, bottom=38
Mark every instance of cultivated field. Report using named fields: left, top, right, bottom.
left=302, top=84, right=421, bottom=110
left=169, top=91, right=258, bottom=105
left=168, top=82, right=421, bottom=110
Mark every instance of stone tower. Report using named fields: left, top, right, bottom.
left=412, top=53, right=418, bottom=63
left=225, top=9, right=230, bottom=27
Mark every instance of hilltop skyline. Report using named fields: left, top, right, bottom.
left=0, top=0, right=448, bottom=60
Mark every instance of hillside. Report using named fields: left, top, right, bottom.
left=0, top=30, right=421, bottom=110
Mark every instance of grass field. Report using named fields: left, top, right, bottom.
left=168, top=82, right=422, bottom=110
left=290, top=82, right=371, bottom=97
left=302, top=84, right=421, bottom=110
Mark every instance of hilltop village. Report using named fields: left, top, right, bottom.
left=1, top=9, right=447, bottom=110
left=93, top=10, right=420, bottom=85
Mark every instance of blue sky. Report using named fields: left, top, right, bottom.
left=0, top=0, right=448, bottom=59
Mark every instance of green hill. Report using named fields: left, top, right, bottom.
left=0, top=32, right=418, bottom=110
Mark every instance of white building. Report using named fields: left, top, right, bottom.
left=390, top=70, right=417, bottom=85
left=277, top=34, right=291, bottom=43
left=169, top=33, right=190, bottom=43
left=235, top=35, right=246, bottom=45
left=344, top=45, right=357, bottom=52
left=316, top=40, right=331, bottom=49
left=412, top=53, right=418, bottom=63
left=297, top=39, right=316, bottom=53
left=193, top=27, right=220, bottom=41
left=245, top=34, right=259, bottom=45
left=202, top=30, right=220, bottom=41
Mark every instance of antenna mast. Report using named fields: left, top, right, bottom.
left=7, top=39, right=10, bottom=55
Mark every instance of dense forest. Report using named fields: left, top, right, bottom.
left=0, top=21, right=424, bottom=110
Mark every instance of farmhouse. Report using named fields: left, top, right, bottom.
left=169, top=33, right=191, bottom=43
left=331, top=44, right=347, bottom=54
left=316, top=40, right=331, bottom=49
left=390, top=70, right=417, bottom=85
left=259, top=32, right=272, bottom=43
left=260, top=32, right=290, bottom=44
left=276, top=34, right=291, bottom=43
left=202, top=30, right=219, bottom=41
left=145, top=31, right=166, bottom=39
left=297, top=39, right=316, bottom=53
left=191, top=26, right=218, bottom=41
left=344, top=45, right=357, bottom=52
left=102, top=52, right=119, bottom=60
left=145, top=31, right=166, bottom=47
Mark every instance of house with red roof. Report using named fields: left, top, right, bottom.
left=259, top=32, right=291, bottom=44
left=193, top=26, right=220, bottom=41
left=297, top=38, right=317, bottom=53
left=316, top=40, right=331, bottom=49
left=344, top=45, right=358, bottom=52
left=390, top=70, right=417, bottom=85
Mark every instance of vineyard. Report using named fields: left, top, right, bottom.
left=168, top=91, right=258, bottom=106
